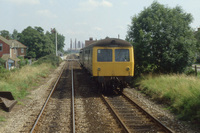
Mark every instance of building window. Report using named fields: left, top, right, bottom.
left=0, top=43, right=3, bottom=51
left=21, top=48, right=24, bottom=53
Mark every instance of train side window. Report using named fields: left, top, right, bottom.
left=97, top=49, right=112, bottom=62
left=115, top=49, right=130, bottom=62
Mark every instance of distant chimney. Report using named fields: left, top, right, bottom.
left=89, top=37, right=93, bottom=41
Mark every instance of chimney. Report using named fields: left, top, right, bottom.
left=89, top=37, right=93, bottom=41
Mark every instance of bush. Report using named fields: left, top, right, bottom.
left=18, top=56, right=29, bottom=68
left=184, top=67, right=196, bottom=75
left=33, top=54, right=62, bottom=67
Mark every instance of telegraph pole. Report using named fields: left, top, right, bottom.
left=55, top=30, right=57, bottom=56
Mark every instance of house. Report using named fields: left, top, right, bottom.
left=85, top=37, right=97, bottom=47
left=0, top=36, right=27, bottom=69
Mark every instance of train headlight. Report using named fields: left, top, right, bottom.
left=126, top=67, right=130, bottom=71
left=97, top=68, right=101, bottom=71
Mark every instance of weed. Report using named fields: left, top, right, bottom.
left=138, top=74, right=200, bottom=122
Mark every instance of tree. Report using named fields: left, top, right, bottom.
left=126, top=2, right=197, bottom=74
left=194, top=29, right=200, bottom=63
left=12, top=29, right=19, bottom=40
left=0, top=30, right=11, bottom=39
left=19, top=26, right=54, bottom=58
left=46, top=28, right=65, bottom=52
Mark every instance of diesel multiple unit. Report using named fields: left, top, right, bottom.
left=79, top=38, right=134, bottom=93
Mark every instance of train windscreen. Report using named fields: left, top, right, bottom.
left=97, top=49, right=112, bottom=62
left=115, top=49, right=130, bottom=62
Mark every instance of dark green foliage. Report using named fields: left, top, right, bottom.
left=33, top=54, right=62, bottom=67
left=0, top=58, right=5, bottom=66
left=194, top=29, right=200, bottom=63
left=18, top=26, right=55, bottom=58
left=46, top=28, right=65, bottom=52
left=184, top=67, right=196, bottom=76
left=0, top=30, right=11, bottom=39
left=127, top=2, right=197, bottom=75
left=18, top=56, right=29, bottom=68
left=18, top=26, right=65, bottom=59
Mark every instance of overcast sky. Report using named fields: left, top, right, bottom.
left=0, top=0, right=200, bottom=50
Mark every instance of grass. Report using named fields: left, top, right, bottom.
left=137, top=74, right=200, bottom=122
left=0, top=54, right=61, bottom=100
left=0, top=63, right=52, bottom=100
left=0, top=116, right=5, bottom=122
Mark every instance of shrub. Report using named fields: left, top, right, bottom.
left=33, top=54, right=62, bottom=67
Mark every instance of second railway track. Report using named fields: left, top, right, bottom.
left=101, top=91, right=174, bottom=133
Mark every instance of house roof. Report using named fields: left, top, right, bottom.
left=9, top=40, right=27, bottom=48
left=1, top=54, right=20, bottom=62
left=0, top=36, right=11, bottom=45
left=0, top=35, right=27, bottom=48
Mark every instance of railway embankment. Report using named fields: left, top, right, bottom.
left=0, top=54, right=62, bottom=131
left=0, top=54, right=61, bottom=101
left=132, top=74, right=200, bottom=129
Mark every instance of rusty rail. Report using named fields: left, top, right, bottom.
left=121, top=92, right=174, bottom=133
left=30, top=64, right=66, bottom=133
left=71, top=64, right=75, bottom=133
left=101, top=92, right=174, bottom=133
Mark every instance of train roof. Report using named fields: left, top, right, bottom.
left=83, top=38, right=132, bottom=49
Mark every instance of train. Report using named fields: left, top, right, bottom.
left=79, top=38, right=134, bottom=93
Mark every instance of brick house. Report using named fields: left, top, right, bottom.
left=85, top=37, right=97, bottom=47
left=0, top=36, right=27, bottom=69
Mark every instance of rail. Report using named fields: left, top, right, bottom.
left=71, top=64, right=75, bottom=133
left=30, top=64, right=66, bottom=133
left=121, top=92, right=174, bottom=133
left=101, top=92, right=174, bottom=133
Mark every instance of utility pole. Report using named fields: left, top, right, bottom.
left=51, top=28, right=58, bottom=56
left=55, top=30, right=57, bottom=56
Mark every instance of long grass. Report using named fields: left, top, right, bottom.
left=0, top=63, right=52, bottom=100
left=138, top=74, right=200, bottom=122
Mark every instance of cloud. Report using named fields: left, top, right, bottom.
left=36, top=9, right=57, bottom=18
left=78, top=0, right=113, bottom=11
left=93, top=27, right=102, bottom=31
left=66, top=30, right=85, bottom=35
left=75, top=22, right=88, bottom=26
left=6, top=0, right=40, bottom=5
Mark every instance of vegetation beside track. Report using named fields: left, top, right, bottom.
left=0, top=54, right=61, bottom=100
left=134, top=74, right=200, bottom=122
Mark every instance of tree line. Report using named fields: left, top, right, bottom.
left=126, top=1, right=200, bottom=75
left=0, top=26, right=65, bottom=59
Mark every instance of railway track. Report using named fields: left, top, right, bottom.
left=29, top=59, right=76, bottom=132
left=19, top=54, right=175, bottom=132
left=101, top=91, right=174, bottom=133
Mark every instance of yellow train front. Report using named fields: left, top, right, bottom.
left=79, top=38, right=134, bottom=93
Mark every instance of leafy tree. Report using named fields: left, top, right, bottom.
left=12, top=29, right=19, bottom=40
left=19, top=26, right=54, bottom=58
left=0, top=30, right=11, bottom=39
left=46, top=28, right=65, bottom=52
left=127, top=2, right=197, bottom=74
left=194, top=29, right=200, bottom=63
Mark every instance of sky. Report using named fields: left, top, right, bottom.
left=0, top=0, right=200, bottom=50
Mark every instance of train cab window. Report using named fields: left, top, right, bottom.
left=115, top=49, right=130, bottom=62
left=97, top=49, right=112, bottom=62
